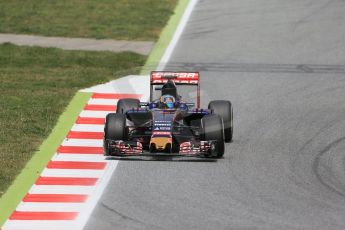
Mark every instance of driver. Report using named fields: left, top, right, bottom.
left=160, top=94, right=175, bottom=109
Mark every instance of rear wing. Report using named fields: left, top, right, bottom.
left=150, top=71, right=199, bottom=85
left=150, top=71, right=200, bottom=108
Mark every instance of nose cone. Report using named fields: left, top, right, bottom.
left=150, top=137, right=172, bottom=151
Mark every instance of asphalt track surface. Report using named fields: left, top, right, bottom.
left=85, top=0, right=345, bottom=229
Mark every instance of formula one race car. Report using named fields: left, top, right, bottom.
left=104, top=71, right=233, bottom=158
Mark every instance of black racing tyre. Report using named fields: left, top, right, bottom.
left=201, top=115, right=225, bottom=158
left=104, top=113, right=127, bottom=155
left=208, top=100, right=233, bottom=142
left=116, top=98, right=140, bottom=114
left=104, top=113, right=127, bottom=141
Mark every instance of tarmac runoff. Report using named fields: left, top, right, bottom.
left=0, top=33, right=154, bottom=55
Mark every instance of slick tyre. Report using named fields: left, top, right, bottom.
left=208, top=100, right=233, bottom=142
left=201, top=115, right=225, bottom=158
left=104, top=113, right=127, bottom=155
left=116, top=98, right=140, bottom=114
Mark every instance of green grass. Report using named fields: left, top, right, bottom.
left=0, top=43, right=146, bottom=196
left=0, top=0, right=177, bottom=40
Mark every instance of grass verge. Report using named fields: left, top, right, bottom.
left=0, top=43, right=145, bottom=197
left=0, top=91, right=91, bottom=224
left=0, top=0, right=177, bottom=40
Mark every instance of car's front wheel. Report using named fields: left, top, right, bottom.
left=201, top=114, right=225, bottom=158
left=208, top=100, right=233, bottom=142
left=104, top=113, right=127, bottom=155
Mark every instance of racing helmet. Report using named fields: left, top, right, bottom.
left=160, top=94, right=175, bottom=109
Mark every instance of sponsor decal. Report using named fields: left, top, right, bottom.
left=152, top=131, right=171, bottom=135
left=127, top=109, right=148, bottom=113
left=152, top=79, right=198, bottom=84
left=151, top=72, right=199, bottom=79
left=151, top=72, right=199, bottom=84
left=154, top=123, right=171, bottom=126
left=158, top=127, right=171, bottom=131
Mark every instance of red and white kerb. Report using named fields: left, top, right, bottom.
left=1, top=92, right=143, bottom=230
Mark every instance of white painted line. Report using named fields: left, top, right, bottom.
left=41, top=169, right=105, bottom=178
left=88, top=98, right=118, bottom=105
left=79, top=110, right=110, bottom=118
left=62, top=139, right=103, bottom=147
left=29, top=185, right=95, bottom=195
left=52, top=154, right=106, bottom=162
left=71, top=124, right=104, bottom=132
left=2, top=221, right=77, bottom=230
left=16, top=202, right=85, bottom=212
left=157, top=0, right=199, bottom=70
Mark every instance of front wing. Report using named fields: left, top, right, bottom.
left=104, top=140, right=219, bottom=158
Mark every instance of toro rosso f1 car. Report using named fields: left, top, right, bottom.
left=104, top=71, right=233, bottom=158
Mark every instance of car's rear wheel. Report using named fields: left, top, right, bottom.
left=116, top=98, right=140, bottom=114
left=208, top=100, right=233, bottom=142
left=104, top=113, right=127, bottom=155
left=201, top=115, right=225, bottom=158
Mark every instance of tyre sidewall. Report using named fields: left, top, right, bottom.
left=201, top=114, right=225, bottom=158
left=208, top=100, right=233, bottom=142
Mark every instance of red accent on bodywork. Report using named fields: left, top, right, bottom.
left=151, top=72, right=199, bottom=80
